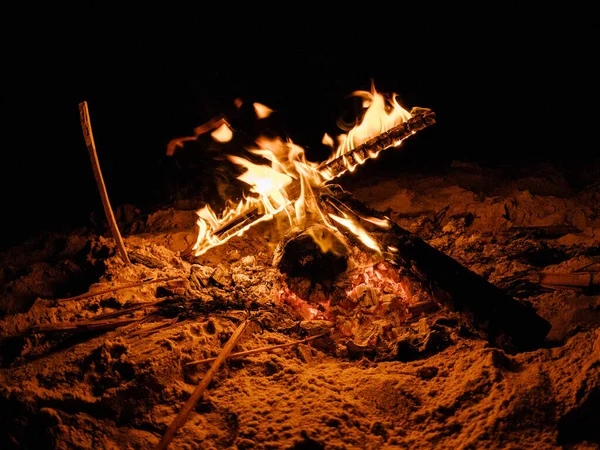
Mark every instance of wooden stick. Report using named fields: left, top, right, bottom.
left=33, top=317, right=139, bottom=333
left=537, top=272, right=592, bottom=287
left=79, top=101, right=131, bottom=265
left=57, top=276, right=183, bottom=303
left=155, top=317, right=249, bottom=450
left=185, top=331, right=330, bottom=366
left=509, top=225, right=582, bottom=238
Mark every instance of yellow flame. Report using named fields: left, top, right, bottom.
left=253, top=102, right=274, bottom=118
left=211, top=123, right=234, bottom=142
left=331, top=83, right=412, bottom=160
left=328, top=213, right=381, bottom=253
left=188, top=83, right=414, bottom=256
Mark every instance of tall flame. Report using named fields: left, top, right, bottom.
left=182, top=83, right=413, bottom=256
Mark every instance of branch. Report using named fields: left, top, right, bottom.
left=184, top=331, right=330, bottom=366
left=57, top=276, right=184, bottom=303
left=155, top=316, right=250, bottom=449
left=79, top=101, right=131, bottom=265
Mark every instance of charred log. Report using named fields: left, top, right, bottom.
left=273, top=225, right=349, bottom=286
left=320, top=185, right=552, bottom=352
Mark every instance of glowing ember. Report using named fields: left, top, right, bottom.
left=171, top=82, right=428, bottom=257
left=275, top=258, right=413, bottom=323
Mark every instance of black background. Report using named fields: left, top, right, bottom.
left=1, top=6, right=598, bottom=250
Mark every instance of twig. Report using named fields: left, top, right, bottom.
left=155, top=316, right=250, bottom=450
left=57, top=276, right=183, bottom=303
left=32, top=317, right=140, bottom=333
left=537, top=272, right=592, bottom=287
left=79, top=100, right=131, bottom=265
left=185, top=331, right=331, bottom=367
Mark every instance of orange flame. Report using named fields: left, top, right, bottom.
left=185, top=83, right=413, bottom=256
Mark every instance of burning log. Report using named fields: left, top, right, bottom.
left=315, top=186, right=552, bottom=352
left=217, top=108, right=434, bottom=240
left=183, top=107, right=436, bottom=257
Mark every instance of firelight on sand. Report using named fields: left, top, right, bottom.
left=168, top=82, right=432, bottom=257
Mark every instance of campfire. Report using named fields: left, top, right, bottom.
left=1, top=81, right=599, bottom=450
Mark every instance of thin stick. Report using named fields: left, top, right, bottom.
left=79, top=101, right=131, bottom=265
left=57, top=276, right=183, bottom=303
left=33, top=317, right=139, bottom=333
left=185, top=331, right=330, bottom=366
left=155, top=317, right=249, bottom=450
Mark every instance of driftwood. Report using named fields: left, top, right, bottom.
left=509, top=225, right=582, bottom=238
left=537, top=272, right=596, bottom=288
left=156, top=316, right=249, bottom=450
left=79, top=101, right=131, bottom=265
left=32, top=300, right=168, bottom=334
left=57, top=276, right=183, bottom=303
left=185, top=331, right=331, bottom=367
left=318, top=186, right=552, bottom=352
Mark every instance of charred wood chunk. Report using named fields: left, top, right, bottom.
left=387, top=226, right=552, bottom=352
left=318, top=185, right=552, bottom=352
left=190, top=264, right=214, bottom=289
left=129, top=251, right=165, bottom=269
left=211, top=264, right=231, bottom=287
left=273, top=225, right=348, bottom=286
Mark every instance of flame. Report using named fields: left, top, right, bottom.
left=328, top=213, right=381, bottom=252
left=186, top=82, right=414, bottom=256
left=328, top=85, right=412, bottom=160
left=211, top=122, right=234, bottom=143
left=253, top=102, right=274, bottom=118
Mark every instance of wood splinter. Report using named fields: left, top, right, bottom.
left=537, top=272, right=595, bottom=288
left=57, top=276, right=184, bottom=303
left=155, top=316, right=250, bottom=450
left=185, top=331, right=331, bottom=367
left=79, top=101, right=131, bottom=266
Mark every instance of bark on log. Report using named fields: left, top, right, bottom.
left=320, top=186, right=552, bottom=352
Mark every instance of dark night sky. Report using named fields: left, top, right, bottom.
left=1, top=6, right=598, bottom=250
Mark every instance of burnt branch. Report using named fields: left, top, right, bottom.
left=196, top=108, right=436, bottom=247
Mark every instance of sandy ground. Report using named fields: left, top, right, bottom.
left=1, top=160, right=600, bottom=449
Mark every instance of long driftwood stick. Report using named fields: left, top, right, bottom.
left=57, top=276, right=183, bottom=303
left=185, top=331, right=330, bottom=366
left=155, top=317, right=250, bottom=450
left=79, top=101, right=131, bottom=265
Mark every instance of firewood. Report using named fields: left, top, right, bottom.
left=184, top=331, right=331, bottom=366
left=78, top=101, right=131, bottom=265
left=56, top=276, right=183, bottom=303
left=184, top=108, right=436, bottom=256
left=509, top=225, right=582, bottom=238
left=319, top=186, right=552, bottom=352
left=155, top=316, right=249, bottom=450
left=32, top=317, right=139, bottom=333
left=537, top=272, right=593, bottom=287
